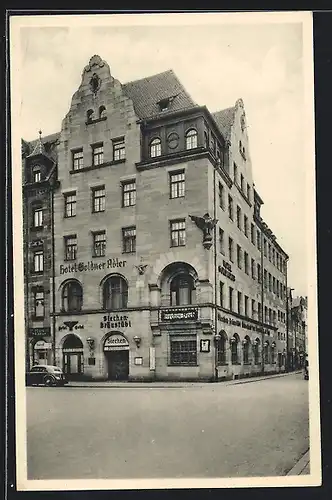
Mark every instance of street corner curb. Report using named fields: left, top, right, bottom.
left=286, top=450, right=310, bottom=476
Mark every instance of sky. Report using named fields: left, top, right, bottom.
left=12, top=13, right=315, bottom=296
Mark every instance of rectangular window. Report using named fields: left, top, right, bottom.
left=170, top=338, right=197, bottom=366
left=247, top=184, right=251, bottom=202
left=236, top=205, right=242, bottom=230
left=251, top=258, right=256, bottom=279
left=218, top=182, right=225, bottom=210
left=257, top=230, right=261, bottom=250
left=251, top=223, right=255, bottom=244
left=244, top=215, right=248, bottom=237
left=33, top=169, right=41, bottom=183
left=33, top=250, right=44, bottom=272
left=170, top=171, right=185, bottom=199
left=276, top=253, right=280, bottom=270
left=33, top=289, right=44, bottom=318
left=277, top=280, right=280, bottom=298
left=113, top=138, right=125, bottom=161
left=258, top=302, right=262, bottom=321
left=237, top=245, right=242, bottom=269
left=93, top=231, right=106, bottom=257
left=72, top=149, right=84, bottom=171
left=257, top=263, right=261, bottom=283
left=228, top=195, right=233, bottom=220
left=219, top=227, right=225, bottom=254
left=273, top=276, right=276, bottom=294
left=240, top=173, right=244, bottom=192
left=233, top=162, right=238, bottom=184
left=92, top=143, right=104, bottom=166
left=64, top=235, right=77, bottom=261
left=244, top=251, right=249, bottom=274
left=219, top=281, right=224, bottom=307
left=92, top=186, right=105, bottom=213
left=264, top=238, right=267, bottom=257
left=264, top=306, right=268, bottom=323
left=268, top=273, right=272, bottom=292
left=229, top=287, right=233, bottom=311
left=237, top=291, right=242, bottom=315
left=33, top=207, right=43, bottom=228
left=64, top=192, right=76, bottom=218
left=244, top=296, right=249, bottom=317
left=273, top=310, right=276, bottom=325
left=122, top=227, right=136, bottom=253
left=229, top=237, right=234, bottom=262
left=264, top=269, right=268, bottom=289
left=272, top=248, right=276, bottom=266
left=122, top=181, right=136, bottom=207
left=268, top=243, right=272, bottom=262
left=251, top=299, right=256, bottom=319
left=170, top=219, right=186, bottom=247
left=278, top=310, right=281, bottom=322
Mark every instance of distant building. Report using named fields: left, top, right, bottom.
left=22, top=55, right=289, bottom=381
left=290, top=295, right=308, bottom=369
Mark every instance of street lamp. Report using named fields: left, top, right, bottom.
left=133, top=335, right=141, bottom=348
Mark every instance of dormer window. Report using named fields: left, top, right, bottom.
left=158, top=98, right=170, bottom=112
left=150, top=138, right=162, bottom=158
left=33, top=166, right=41, bottom=183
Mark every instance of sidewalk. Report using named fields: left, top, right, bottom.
left=286, top=450, right=310, bottom=476
left=67, top=370, right=303, bottom=389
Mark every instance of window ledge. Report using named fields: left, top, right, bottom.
left=85, top=116, right=107, bottom=125
left=167, top=364, right=199, bottom=367
left=70, top=159, right=125, bottom=174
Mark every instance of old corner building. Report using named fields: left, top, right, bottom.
left=22, top=54, right=290, bottom=382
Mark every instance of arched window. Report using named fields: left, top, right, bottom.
left=87, top=109, right=94, bottom=122
left=150, top=138, right=162, bottom=158
left=103, top=275, right=128, bottom=310
left=253, top=338, right=260, bottom=364
left=243, top=336, right=250, bottom=364
left=185, top=129, right=198, bottom=150
left=264, top=340, right=269, bottom=364
left=62, top=281, right=83, bottom=312
left=217, top=330, right=227, bottom=365
left=63, top=334, right=83, bottom=350
left=99, top=105, right=106, bottom=118
left=170, top=274, right=195, bottom=306
left=231, top=334, right=240, bottom=364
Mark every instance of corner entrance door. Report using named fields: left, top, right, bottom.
left=106, top=351, right=129, bottom=380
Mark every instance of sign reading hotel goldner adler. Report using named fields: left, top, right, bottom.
left=60, top=258, right=126, bottom=275
left=160, top=307, right=199, bottom=322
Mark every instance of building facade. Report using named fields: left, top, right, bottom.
left=23, top=55, right=290, bottom=381
left=22, top=132, right=59, bottom=369
left=289, top=295, right=308, bottom=370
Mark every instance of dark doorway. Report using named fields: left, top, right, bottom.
left=105, top=350, right=129, bottom=380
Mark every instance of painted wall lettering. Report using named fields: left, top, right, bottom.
left=59, top=258, right=127, bottom=275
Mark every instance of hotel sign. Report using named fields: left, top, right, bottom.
left=59, top=258, right=126, bottom=275
left=218, top=313, right=270, bottom=335
left=160, top=307, right=198, bottom=322
left=218, top=260, right=235, bottom=281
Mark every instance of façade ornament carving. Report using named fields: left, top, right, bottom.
left=189, top=212, right=218, bottom=250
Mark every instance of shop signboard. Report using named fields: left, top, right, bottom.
left=29, top=327, right=51, bottom=337
left=103, top=334, right=130, bottom=351
left=160, top=307, right=198, bottom=322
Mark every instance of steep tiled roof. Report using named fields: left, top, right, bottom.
left=212, top=107, right=235, bottom=142
left=25, top=132, right=60, bottom=161
left=122, top=69, right=198, bottom=120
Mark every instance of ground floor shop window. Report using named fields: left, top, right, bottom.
left=231, top=334, right=240, bottom=364
left=170, top=337, right=197, bottom=365
left=217, top=331, right=227, bottom=364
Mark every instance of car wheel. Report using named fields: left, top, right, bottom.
left=44, top=376, right=54, bottom=387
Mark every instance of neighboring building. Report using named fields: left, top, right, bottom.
left=24, top=54, right=289, bottom=381
left=289, top=295, right=308, bottom=369
left=22, top=132, right=59, bottom=369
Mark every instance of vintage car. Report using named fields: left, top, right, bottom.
left=26, top=365, right=68, bottom=387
